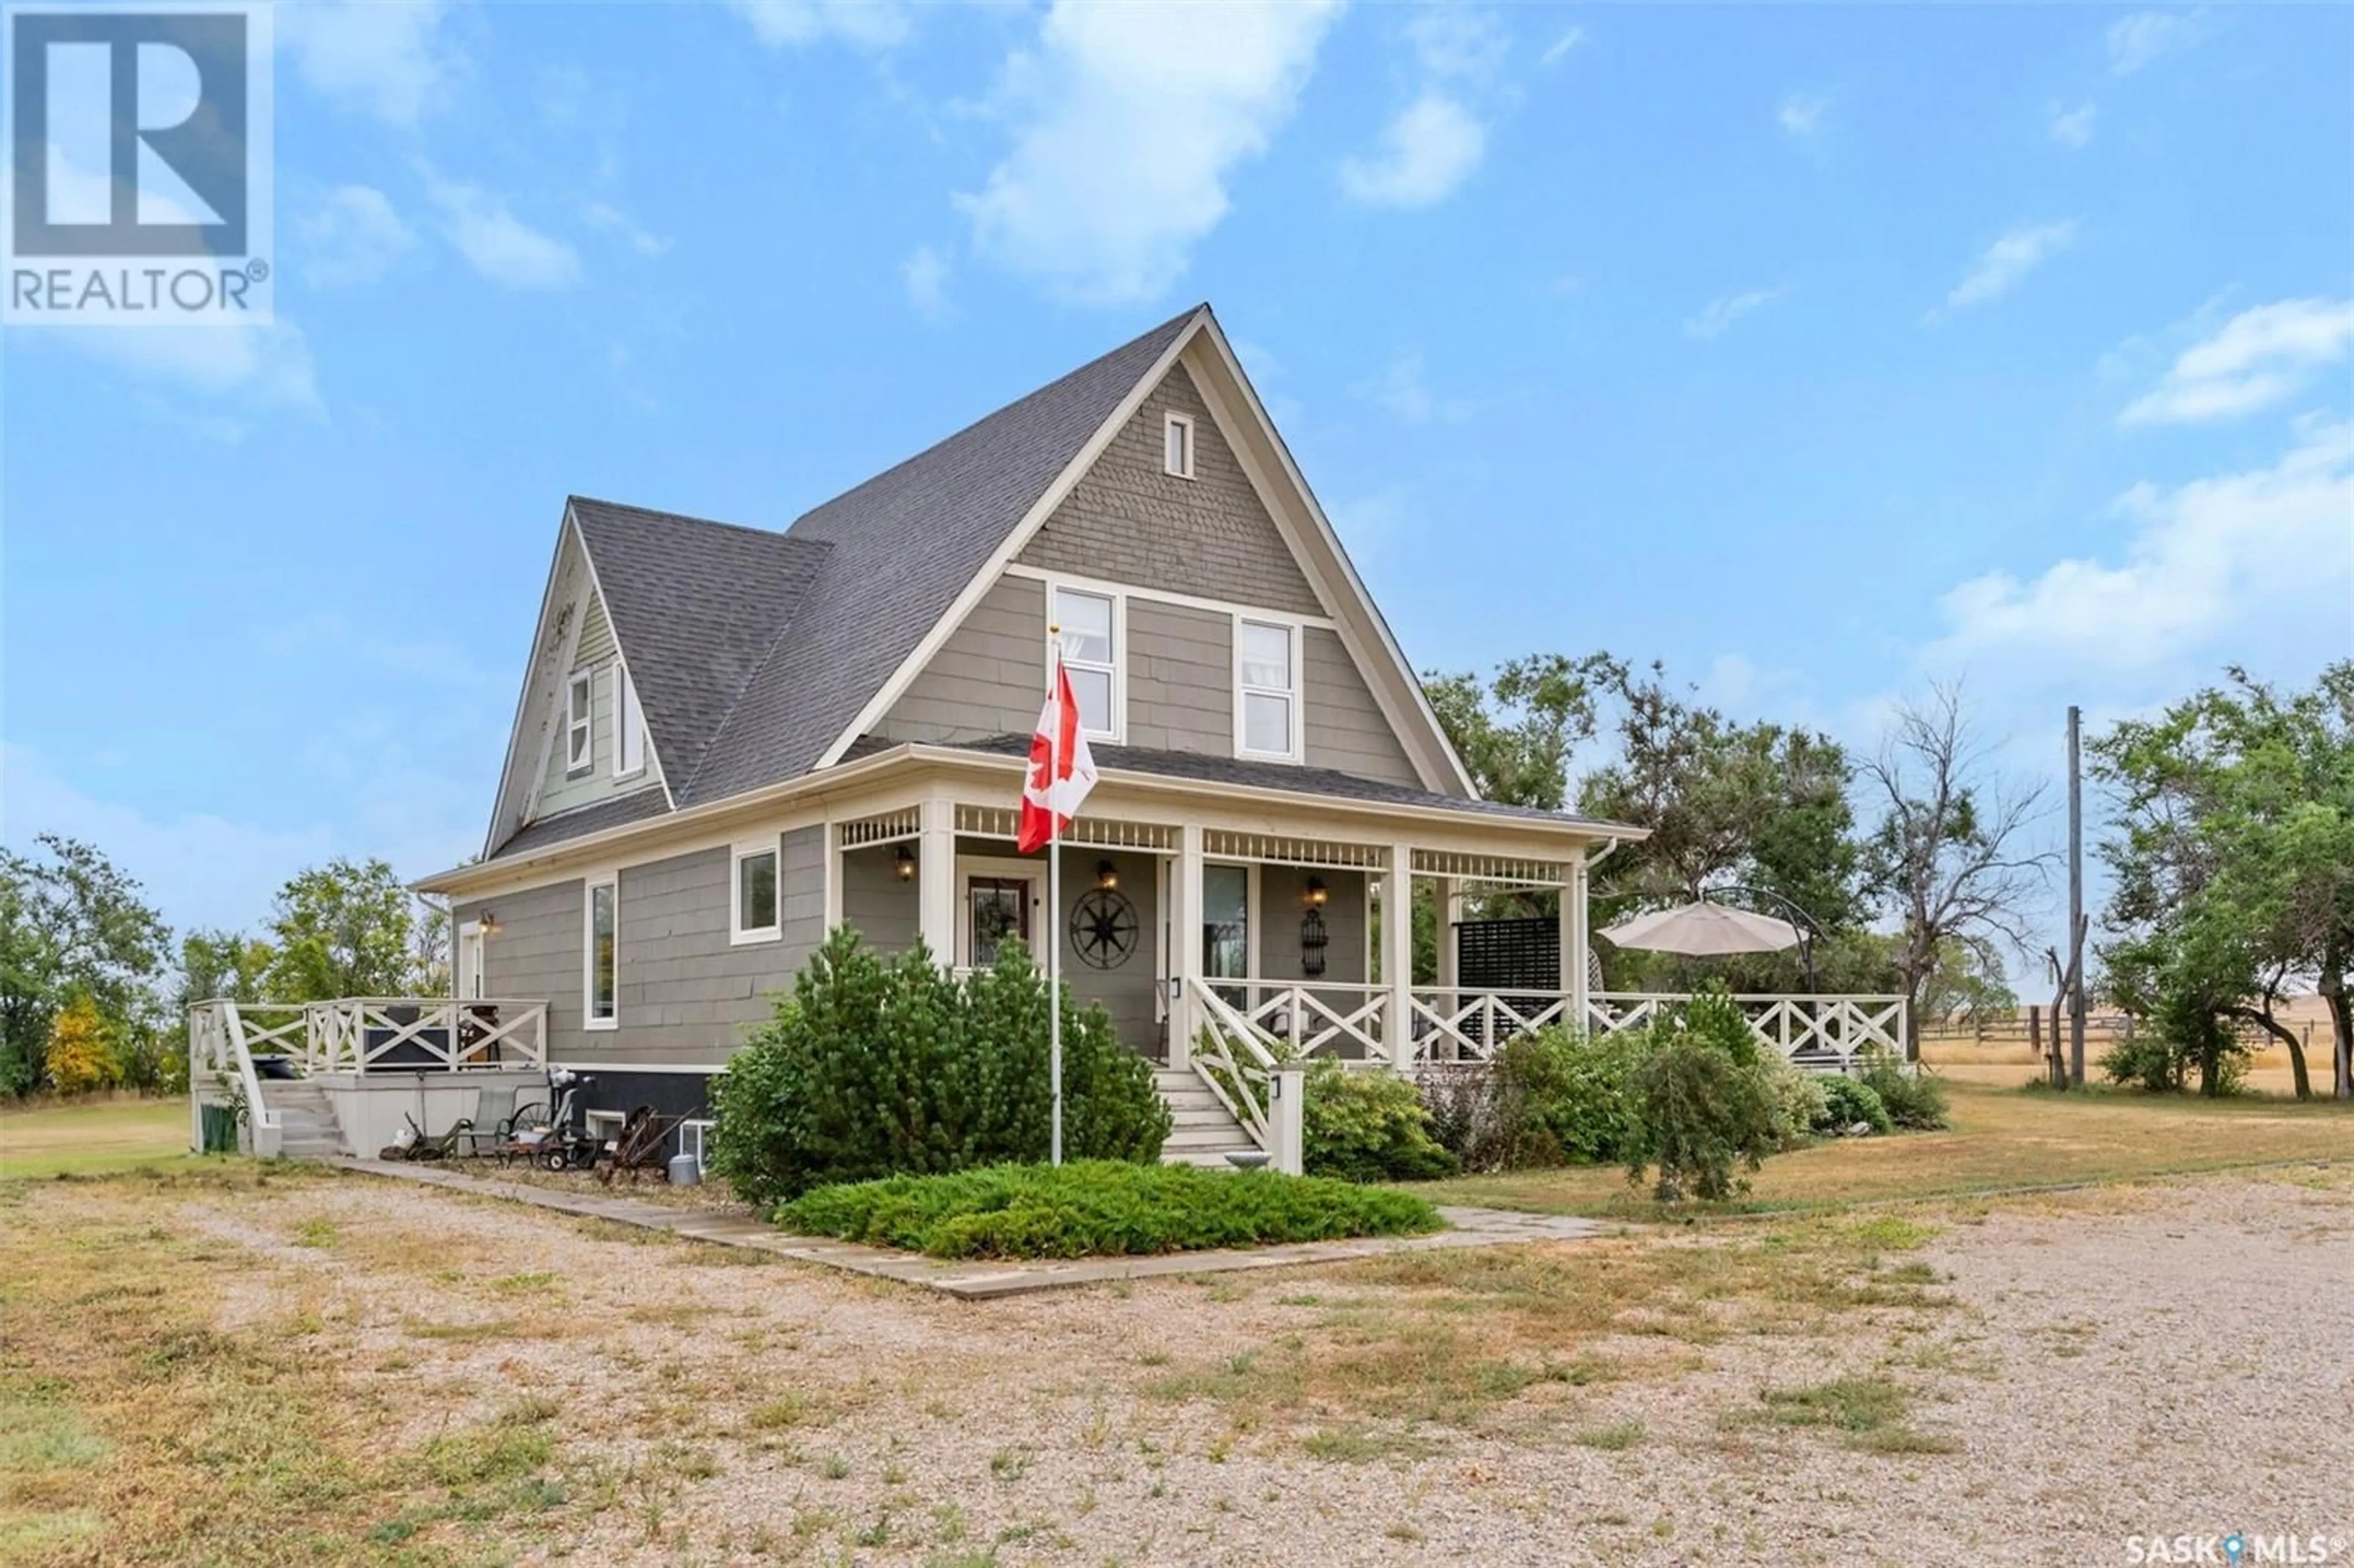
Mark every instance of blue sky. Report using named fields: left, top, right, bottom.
left=5, top=1, right=2350, bottom=961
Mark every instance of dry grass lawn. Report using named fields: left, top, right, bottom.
left=0, top=1088, right=2347, bottom=1564
left=1411, top=1079, right=2354, bottom=1217
left=0, top=1098, right=189, bottom=1179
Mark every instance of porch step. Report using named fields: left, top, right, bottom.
left=256, top=1078, right=349, bottom=1159
left=1150, top=1065, right=1260, bottom=1168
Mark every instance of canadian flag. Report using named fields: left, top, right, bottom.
left=1018, top=660, right=1099, bottom=853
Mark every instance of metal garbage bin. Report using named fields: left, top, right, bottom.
left=667, top=1152, right=701, bottom=1187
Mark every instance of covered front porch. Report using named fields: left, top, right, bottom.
left=817, top=758, right=1910, bottom=1161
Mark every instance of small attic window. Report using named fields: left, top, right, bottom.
left=566, top=672, right=594, bottom=775
left=612, top=671, right=645, bottom=778
left=1163, top=413, right=1194, bottom=479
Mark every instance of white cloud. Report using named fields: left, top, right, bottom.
left=901, top=245, right=951, bottom=319
left=1927, top=417, right=2354, bottom=673
left=2, top=744, right=334, bottom=937
left=582, top=201, right=672, bottom=257
left=955, top=0, right=1341, bottom=304
left=1944, top=221, right=2076, bottom=310
left=1354, top=352, right=1471, bottom=425
left=424, top=175, right=582, bottom=291
left=1777, top=91, right=1830, bottom=137
left=296, top=185, right=416, bottom=288
left=2108, top=9, right=2206, bottom=75
left=2049, top=101, right=2097, bottom=149
left=1539, top=26, right=1585, bottom=67
left=63, top=319, right=322, bottom=431
left=278, top=1, right=459, bottom=126
left=1339, top=94, right=1486, bottom=209
left=1403, top=4, right=1509, bottom=82
left=1684, top=286, right=1786, bottom=341
left=727, top=0, right=910, bottom=50
left=2120, top=297, right=2354, bottom=427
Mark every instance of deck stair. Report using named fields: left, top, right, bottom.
left=260, top=1078, right=349, bottom=1159
left=1154, top=1068, right=1263, bottom=1170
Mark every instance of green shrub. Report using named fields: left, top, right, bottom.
left=1623, top=1034, right=1781, bottom=1203
left=2099, top=1032, right=2187, bottom=1094
left=1497, top=1026, right=1656, bottom=1166
left=777, top=1160, right=1446, bottom=1259
left=1858, top=1052, right=1950, bottom=1130
left=1301, top=1062, right=1458, bottom=1182
left=707, top=930, right=1170, bottom=1206
left=1759, top=1062, right=1831, bottom=1148
left=1815, top=1075, right=1893, bottom=1135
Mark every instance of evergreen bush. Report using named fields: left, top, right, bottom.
left=1857, top=1051, right=1951, bottom=1130
left=1815, top=1075, right=1893, bottom=1135
left=707, top=930, right=1170, bottom=1206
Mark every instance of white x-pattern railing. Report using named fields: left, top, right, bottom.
left=1224, top=980, right=1392, bottom=1059
left=1184, top=976, right=1278, bottom=1149
left=304, top=998, right=549, bottom=1073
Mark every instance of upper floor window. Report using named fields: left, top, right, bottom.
left=733, top=842, right=779, bottom=945
left=612, top=671, right=646, bottom=778
left=1235, top=617, right=1300, bottom=761
left=585, top=877, right=617, bottom=1028
left=1163, top=413, right=1194, bottom=479
left=1051, top=585, right=1119, bottom=740
left=566, top=672, right=594, bottom=775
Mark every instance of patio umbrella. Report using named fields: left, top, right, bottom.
left=1601, top=899, right=1804, bottom=957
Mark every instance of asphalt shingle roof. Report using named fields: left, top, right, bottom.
left=487, top=307, right=1201, bottom=864
left=568, top=498, right=831, bottom=793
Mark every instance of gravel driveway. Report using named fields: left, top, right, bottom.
left=106, top=1163, right=2344, bottom=1566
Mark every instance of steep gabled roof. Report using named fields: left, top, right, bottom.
left=567, top=497, right=830, bottom=794
left=680, top=305, right=1200, bottom=803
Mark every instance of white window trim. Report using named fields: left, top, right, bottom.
left=584, top=873, right=619, bottom=1030
left=731, top=840, right=782, bottom=947
left=457, top=919, right=486, bottom=1002
left=611, top=666, right=646, bottom=781
left=679, top=1118, right=714, bottom=1165
left=1047, top=580, right=1125, bottom=745
left=565, top=671, right=595, bottom=777
left=1233, top=615, right=1305, bottom=764
left=952, top=854, right=1047, bottom=970
left=1163, top=412, right=1195, bottom=479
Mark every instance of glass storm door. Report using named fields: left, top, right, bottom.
left=1202, top=864, right=1249, bottom=1007
left=967, top=877, right=1032, bottom=969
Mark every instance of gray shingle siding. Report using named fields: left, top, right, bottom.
left=874, top=574, right=1045, bottom=746
left=608, top=843, right=807, bottom=1064
left=842, top=845, right=920, bottom=954
left=1016, top=363, right=1325, bottom=618
left=1301, top=627, right=1420, bottom=786
left=459, top=880, right=585, bottom=1059
left=1127, top=600, right=1231, bottom=755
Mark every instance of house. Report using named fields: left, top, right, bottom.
left=188, top=304, right=1907, bottom=1170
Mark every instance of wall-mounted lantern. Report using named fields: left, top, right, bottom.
left=894, top=844, right=916, bottom=882
left=1095, top=858, right=1120, bottom=892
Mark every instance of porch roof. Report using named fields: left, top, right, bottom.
left=864, top=735, right=1638, bottom=834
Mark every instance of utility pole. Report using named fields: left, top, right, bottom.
left=2067, top=705, right=2086, bottom=1089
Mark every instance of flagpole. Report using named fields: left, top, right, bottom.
left=1047, top=636, right=1065, bottom=1168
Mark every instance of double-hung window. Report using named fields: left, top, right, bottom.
left=585, top=877, right=618, bottom=1029
left=1051, top=585, right=1119, bottom=740
left=1235, top=618, right=1301, bottom=761
left=733, top=842, right=779, bottom=945
left=566, top=672, right=594, bottom=775
left=612, top=671, right=645, bottom=778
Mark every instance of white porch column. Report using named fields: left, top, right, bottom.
left=1384, top=842, right=1414, bottom=1071
left=917, top=796, right=956, bottom=967
left=821, top=818, right=844, bottom=931
left=1433, top=876, right=1460, bottom=992
left=1169, top=823, right=1204, bottom=1069
left=1564, top=853, right=1591, bottom=1034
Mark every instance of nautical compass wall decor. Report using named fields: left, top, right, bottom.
left=1068, top=886, right=1140, bottom=970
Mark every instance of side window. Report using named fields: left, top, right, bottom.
left=733, top=843, right=779, bottom=944
left=566, top=673, right=594, bottom=775
left=1235, top=618, right=1299, bottom=761
left=585, top=878, right=617, bottom=1027
left=613, top=671, right=646, bottom=778
left=1051, top=585, right=1119, bottom=740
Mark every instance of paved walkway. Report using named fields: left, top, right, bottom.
left=338, top=1160, right=1617, bottom=1300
